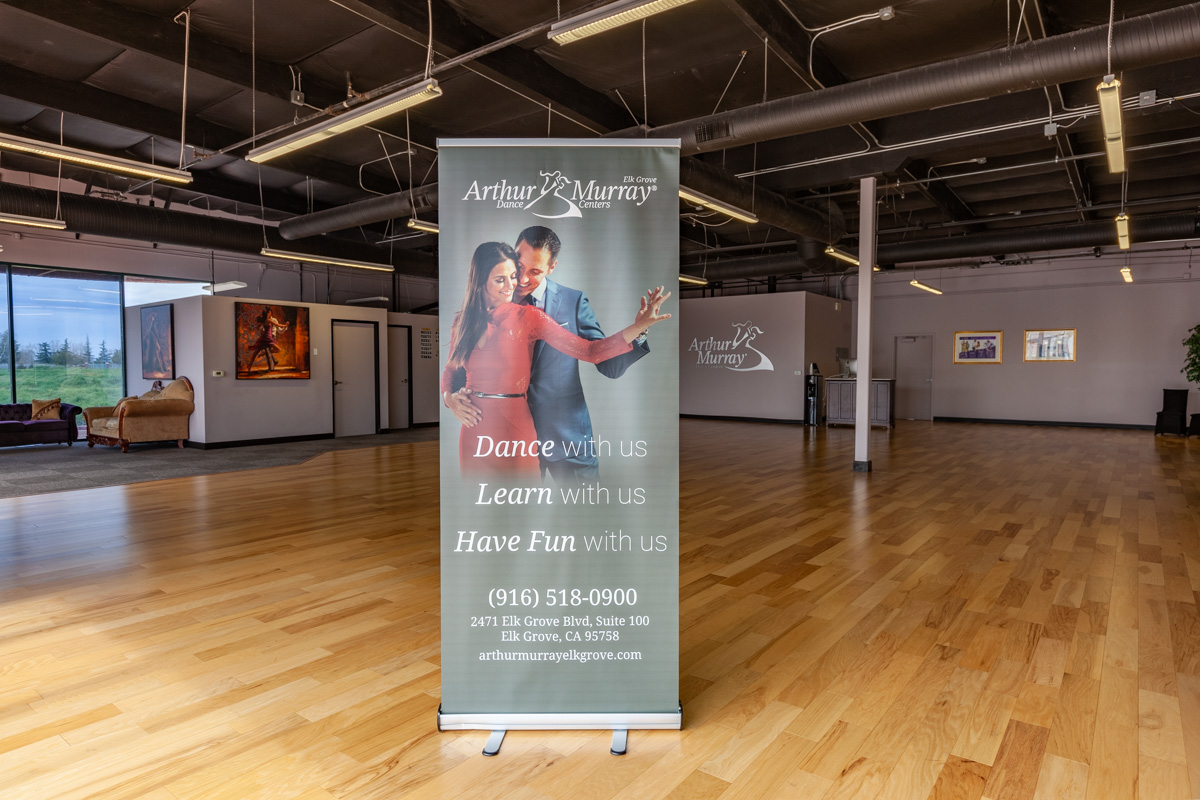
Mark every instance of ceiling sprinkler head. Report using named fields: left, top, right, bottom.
left=878, top=6, right=895, bottom=20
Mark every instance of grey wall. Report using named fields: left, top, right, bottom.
left=387, top=311, right=439, bottom=425
left=804, top=293, right=852, bottom=378
left=849, top=250, right=1200, bottom=426
left=680, top=292, right=849, bottom=420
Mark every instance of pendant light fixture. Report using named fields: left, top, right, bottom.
left=549, top=0, right=699, bottom=44
left=678, top=187, right=758, bottom=224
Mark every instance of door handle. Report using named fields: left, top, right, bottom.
left=333, top=379, right=343, bottom=386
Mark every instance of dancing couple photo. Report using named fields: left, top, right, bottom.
left=441, top=226, right=670, bottom=481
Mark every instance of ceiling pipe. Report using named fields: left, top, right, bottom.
left=278, top=161, right=846, bottom=243
left=685, top=212, right=1200, bottom=280
left=679, top=159, right=845, bottom=241
left=276, top=159, right=849, bottom=242
left=279, top=182, right=439, bottom=241
left=626, top=4, right=1200, bottom=155
left=0, top=183, right=436, bottom=279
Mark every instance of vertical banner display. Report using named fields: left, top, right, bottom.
left=438, top=140, right=681, bottom=730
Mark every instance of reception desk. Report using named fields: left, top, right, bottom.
left=825, top=378, right=895, bottom=428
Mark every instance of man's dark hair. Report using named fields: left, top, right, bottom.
left=515, top=226, right=561, bottom=262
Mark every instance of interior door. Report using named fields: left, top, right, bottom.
left=332, top=320, right=378, bottom=437
left=894, top=335, right=933, bottom=420
left=387, top=325, right=411, bottom=430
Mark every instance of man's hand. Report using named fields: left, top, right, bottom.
left=445, top=388, right=482, bottom=427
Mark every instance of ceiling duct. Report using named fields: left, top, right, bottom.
left=0, top=183, right=435, bottom=279
left=278, top=160, right=846, bottom=243
left=278, top=182, right=440, bottom=241
left=631, top=4, right=1200, bottom=155
left=681, top=238, right=833, bottom=281
left=686, top=213, right=1200, bottom=280
left=877, top=212, right=1200, bottom=264
left=679, top=159, right=845, bottom=241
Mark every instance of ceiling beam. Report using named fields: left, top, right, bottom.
left=1025, top=0, right=1092, bottom=222
left=327, top=0, right=631, bottom=132
left=0, top=62, right=398, bottom=201
left=3, top=0, right=443, bottom=152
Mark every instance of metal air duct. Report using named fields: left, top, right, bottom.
left=279, top=182, right=439, bottom=242
left=635, top=4, right=1200, bottom=155
left=0, top=183, right=436, bottom=278
left=687, top=213, right=1200, bottom=280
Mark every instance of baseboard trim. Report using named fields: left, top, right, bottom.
left=933, top=416, right=1155, bottom=431
left=680, top=414, right=807, bottom=425
left=186, top=433, right=334, bottom=450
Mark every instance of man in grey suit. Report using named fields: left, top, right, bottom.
left=445, top=225, right=650, bottom=483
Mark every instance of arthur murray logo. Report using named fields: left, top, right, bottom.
left=461, top=170, right=658, bottom=218
left=689, top=321, right=775, bottom=372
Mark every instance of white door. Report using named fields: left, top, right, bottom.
left=387, top=325, right=411, bottom=430
left=894, top=335, right=933, bottom=420
left=332, top=320, right=378, bottom=437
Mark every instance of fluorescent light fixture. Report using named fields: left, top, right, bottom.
left=1097, top=75, right=1125, bottom=174
left=1115, top=213, right=1130, bottom=250
left=909, top=279, right=943, bottom=295
left=823, top=245, right=878, bottom=271
left=247, top=80, right=442, bottom=163
left=201, top=281, right=247, bottom=293
left=549, top=0, right=699, bottom=44
left=678, top=186, right=758, bottom=224
left=407, top=218, right=439, bottom=234
left=0, top=211, right=66, bottom=230
left=1120, top=266, right=1133, bottom=283
left=678, top=274, right=708, bottom=286
left=261, top=247, right=394, bottom=272
left=345, top=296, right=389, bottom=305
left=0, top=131, right=193, bottom=184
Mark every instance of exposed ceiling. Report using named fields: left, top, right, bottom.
left=1, top=0, right=1199, bottom=291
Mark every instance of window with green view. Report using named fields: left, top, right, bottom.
left=0, top=267, right=10, bottom=404
left=11, top=266, right=125, bottom=411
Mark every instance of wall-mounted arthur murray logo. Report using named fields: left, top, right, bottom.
left=461, top=170, right=658, bottom=218
left=689, top=321, right=775, bottom=372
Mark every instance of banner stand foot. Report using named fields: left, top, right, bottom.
left=482, top=730, right=506, bottom=757
left=610, top=729, right=628, bottom=756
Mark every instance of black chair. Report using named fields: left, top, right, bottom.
left=1155, top=389, right=1189, bottom=436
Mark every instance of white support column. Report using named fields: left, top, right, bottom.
left=854, top=176, right=877, bottom=472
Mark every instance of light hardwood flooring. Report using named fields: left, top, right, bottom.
left=1, top=420, right=1199, bottom=799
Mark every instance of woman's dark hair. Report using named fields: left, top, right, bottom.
left=449, top=241, right=519, bottom=367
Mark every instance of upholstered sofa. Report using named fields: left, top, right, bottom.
left=0, top=403, right=82, bottom=448
left=84, top=377, right=195, bottom=452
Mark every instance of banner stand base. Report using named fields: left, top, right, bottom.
left=482, top=730, right=505, bottom=757
left=439, top=705, right=682, bottom=757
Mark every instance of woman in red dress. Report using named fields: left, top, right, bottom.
left=441, top=242, right=670, bottom=478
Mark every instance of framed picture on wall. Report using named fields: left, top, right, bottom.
left=1024, top=329, right=1076, bottom=362
left=140, top=303, right=174, bottom=380
left=953, top=331, right=1002, bottom=364
left=235, top=302, right=311, bottom=379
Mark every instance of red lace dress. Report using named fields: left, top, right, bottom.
left=442, top=303, right=632, bottom=478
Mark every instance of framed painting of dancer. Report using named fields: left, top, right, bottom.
left=140, top=303, right=175, bottom=380
left=235, top=302, right=310, bottom=379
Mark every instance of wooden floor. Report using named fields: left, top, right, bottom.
left=2, top=420, right=1199, bottom=799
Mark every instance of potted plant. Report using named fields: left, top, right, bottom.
left=1186, top=324, right=1200, bottom=386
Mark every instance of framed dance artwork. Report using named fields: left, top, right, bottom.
left=953, top=330, right=1003, bottom=364
left=234, top=302, right=310, bottom=379
left=140, top=303, right=174, bottom=380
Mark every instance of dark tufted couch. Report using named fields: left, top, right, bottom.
left=0, top=403, right=83, bottom=447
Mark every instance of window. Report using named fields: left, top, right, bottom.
left=0, top=267, right=9, bottom=404
left=10, top=266, right=124, bottom=409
